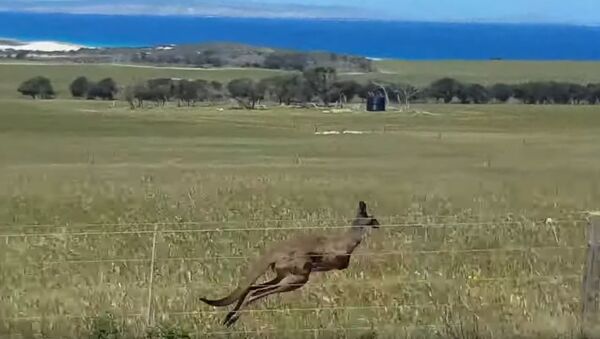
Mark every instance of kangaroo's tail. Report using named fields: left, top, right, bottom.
left=200, top=254, right=273, bottom=307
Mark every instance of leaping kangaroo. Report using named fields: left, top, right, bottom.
left=199, top=201, right=380, bottom=327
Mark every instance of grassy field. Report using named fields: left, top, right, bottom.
left=2, top=61, right=600, bottom=338
left=1, top=90, right=599, bottom=338
left=369, top=60, right=600, bottom=86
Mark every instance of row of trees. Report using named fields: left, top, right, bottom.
left=121, top=67, right=355, bottom=109
left=123, top=78, right=225, bottom=108
left=18, top=72, right=600, bottom=107
left=425, top=78, right=600, bottom=105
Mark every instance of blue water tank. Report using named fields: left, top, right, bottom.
left=367, top=94, right=386, bottom=111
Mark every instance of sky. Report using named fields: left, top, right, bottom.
left=0, top=0, right=598, bottom=25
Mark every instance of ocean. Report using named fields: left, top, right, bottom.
left=1, top=11, right=600, bottom=61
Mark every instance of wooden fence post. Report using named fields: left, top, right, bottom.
left=146, top=224, right=159, bottom=327
left=582, top=213, right=600, bottom=336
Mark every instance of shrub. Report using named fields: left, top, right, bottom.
left=70, top=76, right=90, bottom=98
left=489, top=83, right=514, bottom=103
left=227, top=78, right=265, bottom=109
left=17, top=76, right=55, bottom=99
left=428, top=78, right=463, bottom=103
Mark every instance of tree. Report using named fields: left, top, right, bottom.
left=193, top=79, right=211, bottom=102
left=122, top=85, right=136, bottom=110
left=271, top=75, right=314, bottom=105
left=567, top=83, right=589, bottom=104
left=209, top=81, right=225, bottom=101
left=513, top=83, right=535, bottom=104
left=147, top=78, right=177, bottom=98
left=460, top=84, right=490, bottom=104
left=87, top=78, right=118, bottom=100
left=428, top=78, right=463, bottom=103
left=98, top=78, right=118, bottom=98
left=129, top=81, right=168, bottom=108
left=176, top=80, right=199, bottom=106
left=587, top=84, right=600, bottom=104
left=389, top=83, right=422, bottom=109
left=227, top=78, right=265, bottom=109
left=303, top=67, right=337, bottom=105
left=490, top=83, right=513, bottom=103
left=513, top=82, right=550, bottom=104
left=547, top=82, right=571, bottom=104
left=70, top=76, right=90, bottom=98
left=18, top=76, right=55, bottom=99
left=259, top=76, right=295, bottom=104
left=328, top=80, right=361, bottom=107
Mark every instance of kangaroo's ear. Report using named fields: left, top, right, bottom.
left=357, top=201, right=367, bottom=217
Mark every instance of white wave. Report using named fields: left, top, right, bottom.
left=0, top=40, right=86, bottom=52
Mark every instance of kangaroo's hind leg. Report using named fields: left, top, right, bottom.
left=224, top=268, right=311, bottom=328
left=221, top=274, right=284, bottom=325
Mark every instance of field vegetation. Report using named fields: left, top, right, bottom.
left=0, top=61, right=600, bottom=338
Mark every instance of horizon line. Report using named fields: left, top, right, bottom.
left=0, top=9, right=598, bottom=29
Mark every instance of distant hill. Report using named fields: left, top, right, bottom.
left=0, top=39, right=22, bottom=46
left=0, top=41, right=375, bottom=72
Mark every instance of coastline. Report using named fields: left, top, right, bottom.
left=0, top=38, right=88, bottom=52
left=1, top=12, right=600, bottom=60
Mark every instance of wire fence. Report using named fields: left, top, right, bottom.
left=0, top=214, right=594, bottom=338
left=0, top=211, right=590, bottom=230
left=34, top=245, right=586, bottom=265
left=0, top=218, right=588, bottom=238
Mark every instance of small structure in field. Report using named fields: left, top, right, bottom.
left=366, top=90, right=386, bottom=112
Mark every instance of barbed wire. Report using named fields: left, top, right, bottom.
left=37, top=245, right=586, bottom=265
left=0, top=212, right=591, bottom=230
left=0, top=219, right=588, bottom=238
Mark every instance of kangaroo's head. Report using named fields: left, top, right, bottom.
left=352, top=201, right=380, bottom=229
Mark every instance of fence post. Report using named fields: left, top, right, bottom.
left=582, top=213, right=600, bottom=335
left=146, top=224, right=159, bottom=327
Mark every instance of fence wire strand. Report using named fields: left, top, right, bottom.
left=16, top=273, right=583, bottom=295
left=0, top=219, right=588, bottom=238
left=37, top=245, right=586, bottom=265
left=0, top=213, right=589, bottom=230
left=2, top=295, right=573, bottom=321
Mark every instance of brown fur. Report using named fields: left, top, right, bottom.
left=199, top=201, right=380, bottom=327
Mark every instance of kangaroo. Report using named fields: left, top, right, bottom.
left=199, top=201, right=380, bottom=327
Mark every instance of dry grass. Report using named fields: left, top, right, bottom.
left=0, top=99, right=599, bottom=338
left=366, top=60, right=600, bottom=86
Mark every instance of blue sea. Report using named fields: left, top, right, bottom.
left=1, top=11, right=600, bottom=61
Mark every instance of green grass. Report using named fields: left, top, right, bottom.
left=1, top=96, right=598, bottom=338
left=363, top=60, right=600, bottom=86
